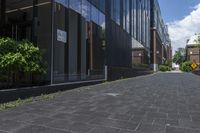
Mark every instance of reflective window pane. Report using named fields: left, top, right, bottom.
left=55, top=0, right=68, bottom=7
left=91, top=5, right=99, bottom=24
left=69, top=0, right=81, bottom=14
left=99, top=12, right=105, bottom=29
left=82, top=0, right=91, bottom=21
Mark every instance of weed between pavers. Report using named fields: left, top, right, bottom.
left=0, top=92, right=61, bottom=110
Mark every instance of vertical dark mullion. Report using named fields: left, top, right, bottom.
left=0, top=0, right=6, bottom=27
left=129, top=0, right=132, bottom=35
left=33, top=0, right=38, bottom=44
left=120, top=0, right=123, bottom=28
left=51, top=0, right=54, bottom=84
left=64, top=7, right=69, bottom=80
left=77, top=14, right=82, bottom=76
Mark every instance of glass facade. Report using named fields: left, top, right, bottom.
left=53, top=0, right=106, bottom=83
left=0, top=0, right=106, bottom=84
left=0, top=0, right=53, bottom=83
left=110, top=0, right=150, bottom=50
left=0, top=0, right=154, bottom=84
left=150, top=0, right=170, bottom=46
left=111, top=0, right=120, bottom=25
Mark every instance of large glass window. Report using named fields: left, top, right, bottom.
left=99, top=12, right=105, bottom=29
left=123, top=0, right=130, bottom=33
left=111, top=0, right=120, bottom=25
left=69, top=0, right=81, bottom=14
left=1, top=0, right=52, bottom=83
left=53, top=0, right=68, bottom=83
left=126, top=0, right=130, bottom=33
left=55, top=0, right=68, bottom=7
left=91, top=5, right=99, bottom=24
left=133, top=0, right=137, bottom=38
left=123, top=0, right=126, bottom=30
left=82, top=0, right=91, bottom=21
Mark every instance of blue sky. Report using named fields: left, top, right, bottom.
left=158, top=0, right=200, bottom=53
left=158, top=0, right=200, bottom=23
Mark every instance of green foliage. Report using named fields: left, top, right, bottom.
left=197, top=36, right=200, bottom=48
left=0, top=37, right=46, bottom=84
left=0, top=92, right=60, bottom=110
left=180, top=61, right=193, bottom=72
left=0, top=37, right=17, bottom=55
left=159, top=65, right=170, bottom=72
left=173, top=50, right=185, bottom=65
left=0, top=53, right=26, bottom=72
left=17, top=40, right=47, bottom=75
left=163, top=59, right=172, bottom=67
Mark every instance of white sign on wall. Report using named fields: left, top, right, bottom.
left=55, top=0, right=68, bottom=8
left=57, top=29, right=67, bottom=43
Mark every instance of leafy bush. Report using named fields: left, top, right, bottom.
left=159, top=65, right=170, bottom=72
left=0, top=37, right=46, bottom=85
left=180, top=61, right=192, bottom=72
left=164, top=59, right=172, bottom=68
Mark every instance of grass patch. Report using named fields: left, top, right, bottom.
left=0, top=92, right=61, bottom=110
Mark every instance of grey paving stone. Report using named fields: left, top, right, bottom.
left=14, top=125, right=70, bottom=133
left=0, top=120, right=27, bottom=132
left=0, top=131, right=8, bottom=133
left=12, top=113, right=40, bottom=122
left=68, top=122, right=94, bottom=133
left=179, top=119, right=200, bottom=129
left=1, top=73, right=200, bottom=133
left=165, top=126, right=197, bottom=133
left=89, top=117, right=139, bottom=130
left=153, top=118, right=179, bottom=126
left=108, top=113, right=133, bottom=121
left=119, top=130, right=137, bottom=133
left=45, top=119, right=73, bottom=130
left=0, top=112, right=23, bottom=121
left=88, top=126, right=120, bottom=133
left=136, top=123, right=165, bottom=133
left=30, top=117, right=55, bottom=125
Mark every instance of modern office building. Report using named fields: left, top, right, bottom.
left=150, top=0, right=172, bottom=71
left=0, top=0, right=171, bottom=85
left=0, top=0, right=147, bottom=85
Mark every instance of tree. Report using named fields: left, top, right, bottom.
left=173, top=48, right=186, bottom=65
left=197, top=35, right=200, bottom=48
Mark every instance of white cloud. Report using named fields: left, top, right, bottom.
left=167, top=3, right=200, bottom=54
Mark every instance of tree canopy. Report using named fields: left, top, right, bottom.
left=173, top=49, right=186, bottom=65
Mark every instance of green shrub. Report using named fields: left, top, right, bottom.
left=180, top=61, right=192, bottom=72
left=0, top=37, right=46, bottom=84
left=164, top=59, right=172, bottom=67
left=159, top=65, right=170, bottom=72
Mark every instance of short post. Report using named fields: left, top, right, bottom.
left=105, top=65, right=108, bottom=81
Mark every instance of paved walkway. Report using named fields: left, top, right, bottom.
left=0, top=73, right=200, bottom=133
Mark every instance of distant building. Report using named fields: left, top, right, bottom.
left=150, top=0, right=172, bottom=71
left=131, top=0, right=151, bottom=65
left=186, top=34, right=200, bottom=65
